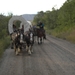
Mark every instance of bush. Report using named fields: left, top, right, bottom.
left=0, top=36, right=10, bottom=58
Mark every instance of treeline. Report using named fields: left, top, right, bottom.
left=0, top=14, right=12, bottom=57
left=33, top=0, right=75, bottom=43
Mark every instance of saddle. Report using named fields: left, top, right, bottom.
left=39, top=28, right=45, bottom=34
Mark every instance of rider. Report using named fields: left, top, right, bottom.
left=37, top=21, right=44, bottom=29
left=29, top=25, right=33, bottom=32
left=21, top=25, right=24, bottom=34
left=13, top=24, right=17, bottom=32
left=37, top=21, right=46, bottom=39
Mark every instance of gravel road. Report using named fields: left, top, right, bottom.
left=0, top=35, right=75, bottom=75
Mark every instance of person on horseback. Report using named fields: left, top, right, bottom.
left=13, top=24, right=17, bottom=32
left=29, top=25, right=33, bottom=32
left=21, top=25, right=24, bottom=34
left=37, top=21, right=44, bottom=29
left=37, top=21, right=46, bottom=39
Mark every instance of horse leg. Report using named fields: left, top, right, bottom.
left=26, top=44, right=28, bottom=51
left=15, top=47, right=19, bottom=55
left=30, top=44, right=33, bottom=53
left=28, top=45, right=31, bottom=55
left=42, top=37, right=44, bottom=43
left=37, top=37, right=39, bottom=44
left=38, top=37, right=41, bottom=44
left=15, top=44, right=20, bottom=55
left=40, top=37, right=42, bottom=44
left=31, top=46, right=33, bottom=53
left=26, top=44, right=31, bottom=55
left=18, top=47, right=21, bottom=53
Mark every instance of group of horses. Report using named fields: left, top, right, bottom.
left=10, top=26, right=45, bottom=55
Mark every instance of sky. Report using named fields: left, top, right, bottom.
left=0, top=0, right=66, bottom=16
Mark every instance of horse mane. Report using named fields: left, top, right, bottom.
left=11, top=32, right=18, bottom=40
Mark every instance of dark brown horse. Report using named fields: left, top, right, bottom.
left=33, top=27, right=44, bottom=44
left=37, top=28, right=44, bottom=44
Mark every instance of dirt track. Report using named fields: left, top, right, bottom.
left=0, top=35, right=75, bottom=75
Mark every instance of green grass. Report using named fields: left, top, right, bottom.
left=0, top=36, right=10, bottom=58
left=46, top=25, right=75, bottom=44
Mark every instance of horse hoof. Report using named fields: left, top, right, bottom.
left=16, top=53, right=19, bottom=56
left=16, top=51, right=19, bottom=55
left=28, top=50, right=31, bottom=55
left=28, top=53, right=31, bottom=55
left=18, top=48, right=20, bottom=53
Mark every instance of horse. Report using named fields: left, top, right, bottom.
left=12, top=29, right=34, bottom=55
left=10, top=29, right=24, bottom=55
left=10, top=31, right=19, bottom=49
left=33, top=27, right=44, bottom=44
left=37, top=28, right=44, bottom=44
left=24, top=30, right=34, bottom=55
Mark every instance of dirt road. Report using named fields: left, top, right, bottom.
left=0, top=35, right=75, bottom=75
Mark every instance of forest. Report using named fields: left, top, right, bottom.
left=33, top=0, right=75, bottom=43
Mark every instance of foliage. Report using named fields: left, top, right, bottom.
left=0, top=14, right=11, bottom=58
left=0, top=36, right=10, bottom=57
left=33, top=0, right=75, bottom=43
left=13, top=20, right=21, bottom=28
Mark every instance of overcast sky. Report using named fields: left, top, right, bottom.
left=0, top=0, right=66, bottom=16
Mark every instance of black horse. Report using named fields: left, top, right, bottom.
left=13, top=29, right=34, bottom=55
